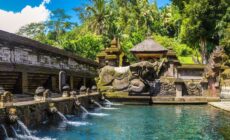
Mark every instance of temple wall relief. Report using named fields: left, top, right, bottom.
left=0, top=44, right=97, bottom=74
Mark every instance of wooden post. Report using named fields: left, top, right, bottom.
left=22, top=72, right=28, bottom=93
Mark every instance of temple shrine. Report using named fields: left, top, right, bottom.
left=96, top=38, right=126, bottom=67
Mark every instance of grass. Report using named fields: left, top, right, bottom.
left=179, top=56, right=195, bottom=64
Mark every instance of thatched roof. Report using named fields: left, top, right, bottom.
left=130, top=38, right=167, bottom=53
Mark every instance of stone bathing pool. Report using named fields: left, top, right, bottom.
left=12, top=104, right=230, bottom=140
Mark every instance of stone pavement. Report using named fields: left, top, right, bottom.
left=209, top=101, right=230, bottom=112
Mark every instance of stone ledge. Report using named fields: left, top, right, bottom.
left=106, top=92, right=220, bottom=104
left=209, top=102, right=230, bottom=112
left=0, top=92, right=99, bottom=108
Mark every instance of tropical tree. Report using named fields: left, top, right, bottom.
left=47, top=9, right=76, bottom=43
left=179, top=0, right=229, bottom=64
left=17, top=22, right=47, bottom=41
left=85, top=0, right=108, bottom=35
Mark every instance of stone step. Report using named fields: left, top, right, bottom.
left=221, top=99, right=230, bottom=102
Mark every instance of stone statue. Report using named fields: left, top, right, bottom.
left=0, top=87, right=13, bottom=108
left=97, top=59, right=165, bottom=95
left=6, top=107, right=18, bottom=125
left=80, top=86, right=87, bottom=95
left=204, top=46, right=229, bottom=96
left=48, top=103, right=58, bottom=114
left=62, top=85, right=70, bottom=97
left=91, top=85, right=97, bottom=92
left=70, top=91, right=77, bottom=97
left=34, top=86, right=51, bottom=101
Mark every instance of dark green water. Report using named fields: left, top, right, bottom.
left=35, top=105, right=230, bottom=140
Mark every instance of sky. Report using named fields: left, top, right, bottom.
left=0, top=0, right=170, bottom=33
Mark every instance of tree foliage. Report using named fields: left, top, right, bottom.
left=17, top=0, right=230, bottom=64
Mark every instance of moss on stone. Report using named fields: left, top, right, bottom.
left=104, top=91, right=129, bottom=98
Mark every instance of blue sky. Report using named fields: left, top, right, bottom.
left=0, top=0, right=170, bottom=33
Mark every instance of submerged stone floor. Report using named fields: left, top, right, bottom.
left=209, top=101, right=230, bottom=112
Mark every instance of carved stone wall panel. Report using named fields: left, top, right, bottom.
left=184, top=82, right=202, bottom=96
left=0, top=43, right=97, bottom=74
left=0, top=47, right=11, bottom=62
left=158, top=81, right=176, bottom=96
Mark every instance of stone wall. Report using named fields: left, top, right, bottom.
left=0, top=44, right=97, bottom=74
left=0, top=93, right=101, bottom=128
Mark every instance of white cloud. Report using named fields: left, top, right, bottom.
left=0, top=0, right=51, bottom=33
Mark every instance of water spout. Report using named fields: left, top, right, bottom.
left=80, top=105, right=89, bottom=114
left=56, top=111, right=89, bottom=127
left=1, top=124, right=9, bottom=138
left=103, top=98, right=122, bottom=106
left=57, top=111, right=68, bottom=122
left=17, top=120, right=31, bottom=136
left=11, top=125, right=18, bottom=138
left=105, top=99, right=112, bottom=104
left=74, top=101, right=109, bottom=117
left=91, top=99, right=119, bottom=110
left=11, top=124, right=53, bottom=140
left=91, top=99, right=103, bottom=108
left=65, top=104, right=69, bottom=114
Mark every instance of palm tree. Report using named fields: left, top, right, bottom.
left=86, top=0, right=108, bottom=35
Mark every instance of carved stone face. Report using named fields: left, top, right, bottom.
left=49, top=103, right=58, bottom=113
left=35, top=86, right=45, bottom=96
left=7, top=108, right=18, bottom=124
left=9, top=108, right=17, bottom=115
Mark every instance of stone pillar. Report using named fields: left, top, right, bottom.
left=22, top=72, right=28, bottom=93
left=200, top=80, right=208, bottom=96
left=83, top=78, right=86, bottom=87
left=51, top=76, right=57, bottom=91
left=70, top=76, right=74, bottom=90
left=59, top=71, right=66, bottom=92
left=175, top=79, right=183, bottom=97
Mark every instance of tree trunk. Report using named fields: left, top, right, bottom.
left=200, top=37, right=208, bottom=64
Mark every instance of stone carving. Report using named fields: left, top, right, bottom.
left=34, top=86, right=51, bottom=101
left=159, top=79, right=176, bottom=96
left=62, top=85, right=70, bottom=97
left=48, top=103, right=58, bottom=114
left=204, top=46, right=229, bottom=96
left=0, top=87, right=13, bottom=108
left=185, top=81, right=202, bottom=96
left=91, top=85, right=97, bottom=92
left=0, top=45, right=96, bottom=75
left=0, top=47, right=11, bottom=62
left=6, top=107, right=18, bottom=124
left=14, top=48, right=31, bottom=64
left=129, top=79, right=145, bottom=94
left=70, top=91, right=77, bottom=97
left=80, top=86, right=87, bottom=94
left=97, top=60, right=165, bottom=95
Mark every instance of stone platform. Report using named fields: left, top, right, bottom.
left=209, top=101, right=230, bottom=112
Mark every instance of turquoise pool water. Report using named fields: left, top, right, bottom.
left=34, top=105, right=230, bottom=140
